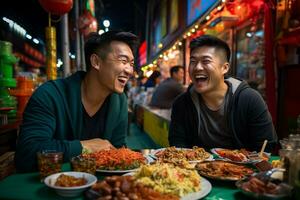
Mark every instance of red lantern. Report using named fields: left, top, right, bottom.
left=78, top=10, right=98, bottom=36
left=38, top=0, right=73, bottom=16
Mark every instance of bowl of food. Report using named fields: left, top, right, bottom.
left=236, top=170, right=293, bottom=199
left=44, top=171, right=97, bottom=197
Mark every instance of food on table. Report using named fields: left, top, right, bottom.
left=83, top=147, right=146, bottom=170
left=155, top=146, right=211, bottom=164
left=215, top=149, right=248, bottom=162
left=254, top=160, right=273, bottom=171
left=240, top=176, right=290, bottom=196
left=71, top=156, right=96, bottom=175
left=271, top=160, right=283, bottom=168
left=214, top=148, right=269, bottom=162
left=196, top=160, right=254, bottom=180
left=55, top=174, right=87, bottom=187
left=134, top=163, right=201, bottom=197
left=90, top=176, right=179, bottom=200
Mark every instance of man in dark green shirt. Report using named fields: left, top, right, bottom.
left=15, top=31, right=139, bottom=172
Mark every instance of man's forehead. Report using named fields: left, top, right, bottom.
left=109, top=41, right=134, bottom=59
left=191, top=46, right=216, bottom=55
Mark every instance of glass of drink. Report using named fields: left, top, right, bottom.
left=37, top=150, right=63, bottom=182
left=71, top=156, right=96, bottom=175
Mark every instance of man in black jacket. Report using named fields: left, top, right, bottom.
left=169, top=35, right=277, bottom=152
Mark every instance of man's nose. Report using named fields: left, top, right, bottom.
left=124, top=65, right=134, bottom=76
left=195, top=61, right=204, bottom=70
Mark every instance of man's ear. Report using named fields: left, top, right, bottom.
left=90, top=54, right=101, bottom=70
left=222, top=62, right=230, bottom=75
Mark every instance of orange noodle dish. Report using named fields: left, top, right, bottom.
left=83, top=147, right=146, bottom=170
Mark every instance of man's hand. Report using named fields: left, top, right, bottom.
left=80, top=138, right=115, bottom=153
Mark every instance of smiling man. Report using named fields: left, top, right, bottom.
left=15, top=31, right=139, bottom=172
left=169, top=35, right=277, bottom=152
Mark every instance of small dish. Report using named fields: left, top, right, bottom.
left=211, top=148, right=270, bottom=164
left=196, top=160, right=254, bottom=181
left=44, top=171, right=97, bottom=197
left=236, top=172, right=293, bottom=199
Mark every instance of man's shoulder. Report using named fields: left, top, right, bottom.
left=236, top=86, right=263, bottom=101
left=109, top=93, right=128, bottom=108
left=33, top=80, right=59, bottom=96
left=110, top=92, right=127, bottom=101
left=31, top=72, right=84, bottom=101
left=233, top=84, right=267, bottom=113
left=172, top=90, right=190, bottom=105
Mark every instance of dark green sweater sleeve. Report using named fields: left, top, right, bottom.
left=109, top=94, right=128, bottom=148
left=15, top=83, right=82, bottom=172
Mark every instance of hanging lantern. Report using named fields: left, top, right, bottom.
left=78, top=10, right=98, bottom=37
left=38, top=0, right=73, bottom=16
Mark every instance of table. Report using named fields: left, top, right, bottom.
left=0, top=157, right=289, bottom=200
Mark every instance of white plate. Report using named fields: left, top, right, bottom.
left=196, top=160, right=255, bottom=181
left=96, top=168, right=138, bottom=173
left=151, top=147, right=213, bottom=163
left=123, top=172, right=212, bottom=200
left=44, top=171, right=97, bottom=197
left=96, top=155, right=154, bottom=173
left=211, top=148, right=269, bottom=164
left=181, top=177, right=211, bottom=200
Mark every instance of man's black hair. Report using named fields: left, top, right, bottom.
left=170, top=65, right=183, bottom=77
left=84, top=31, right=139, bottom=71
left=190, top=35, right=231, bottom=62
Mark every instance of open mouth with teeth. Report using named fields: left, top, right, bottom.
left=117, top=76, right=128, bottom=86
left=194, top=74, right=208, bottom=84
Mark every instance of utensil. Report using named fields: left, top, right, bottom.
left=260, top=140, right=268, bottom=158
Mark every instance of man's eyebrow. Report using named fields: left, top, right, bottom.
left=117, top=54, right=134, bottom=61
left=190, top=55, right=212, bottom=60
left=201, top=55, right=213, bottom=60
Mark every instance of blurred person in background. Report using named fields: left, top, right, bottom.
left=150, top=65, right=185, bottom=109
left=15, top=31, right=139, bottom=172
left=138, top=75, right=148, bottom=87
left=143, top=70, right=161, bottom=90
left=169, top=35, right=277, bottom=152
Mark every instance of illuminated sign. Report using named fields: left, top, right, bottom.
left=187, top=0, right=219, bottom=25
left=138, top=41, right=147, bottom=66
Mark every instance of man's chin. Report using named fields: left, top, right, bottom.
left=193, top=84, right=207, bottom=94
left=114, top=87, right=124, bottom=94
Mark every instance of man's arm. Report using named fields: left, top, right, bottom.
left=242, top=89, right=277, bottom=152
left=168, top=97, right=188, bottom=147
left=15, top=85, right=82, bottom=172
